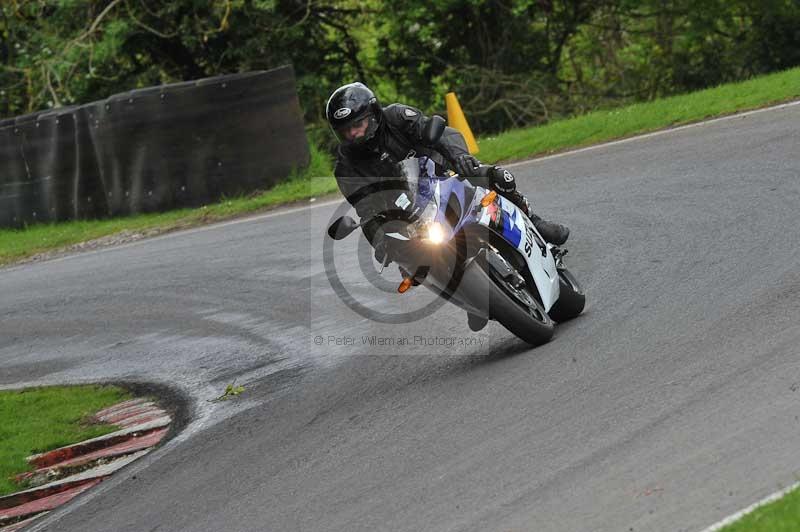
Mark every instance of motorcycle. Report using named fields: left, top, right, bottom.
left=327, top=124, right=585, bottom=346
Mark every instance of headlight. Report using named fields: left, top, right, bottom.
left=406, top=197, right=442, bottom=242
left=426, top=222, right=445, bottom=244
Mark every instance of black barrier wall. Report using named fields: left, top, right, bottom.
left=0, top=66, right=310, bottom=228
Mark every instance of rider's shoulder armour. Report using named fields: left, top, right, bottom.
left=383, top=104, right=424, bottom=126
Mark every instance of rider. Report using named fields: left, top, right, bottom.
left=326, top=82, right=570, bottom=259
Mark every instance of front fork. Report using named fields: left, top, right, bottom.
left=484, top=246, right=527, bottom=290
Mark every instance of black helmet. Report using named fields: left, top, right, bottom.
left=326, top=82, right=381, bottom=147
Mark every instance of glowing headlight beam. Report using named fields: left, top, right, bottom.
left=427, top=222, right=445, bottom=244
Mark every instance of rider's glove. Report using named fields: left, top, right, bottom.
left=454, top=154, right=481, bottom=177
left=489, top=165, right=516, bottom=194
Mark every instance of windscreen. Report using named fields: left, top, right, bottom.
left=396, top=157, right=437, bottom=215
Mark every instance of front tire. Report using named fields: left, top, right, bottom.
left=482, top=259, right=555, bottom=346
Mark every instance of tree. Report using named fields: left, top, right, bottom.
left=0, top=0, right=371, bottom=121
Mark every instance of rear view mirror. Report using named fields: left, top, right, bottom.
left=422, top=115, right=446, bottom=145
left=327, top=216, right=360, bottom=240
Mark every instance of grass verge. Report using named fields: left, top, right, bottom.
left=2, top=66, right=799, bottom=266
left=0, top=384, right=130, bottom=496
left=718, top=484, right=800, bottom=531
left=476, top=67, right=800, bottom=162
left=0, top=144, right=337, bottom=267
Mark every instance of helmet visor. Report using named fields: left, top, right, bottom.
left=335, top=115, right=370, bottom=141
left=333, top=113, right=378, bottom=145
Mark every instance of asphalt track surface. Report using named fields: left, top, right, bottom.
left=2, top=103, right=799, bottom=532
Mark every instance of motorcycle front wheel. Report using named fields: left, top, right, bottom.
left=481, top=258, right=555, bottom=346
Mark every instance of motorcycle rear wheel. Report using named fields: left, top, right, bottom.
left=547, top=267, right=586, bottom=323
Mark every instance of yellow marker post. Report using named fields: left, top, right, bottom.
left=445, top=92, right=479, bottom=155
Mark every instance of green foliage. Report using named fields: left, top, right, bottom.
left=0, top=0, right=368, bottom=120
left=2, top=0, right=800, bottom=132
left=211, top=382, right=246, bottom=402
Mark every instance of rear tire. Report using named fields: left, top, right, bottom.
left=548, top=267, right=585, bottom=323
left=482, top=258, right=555, bottom=346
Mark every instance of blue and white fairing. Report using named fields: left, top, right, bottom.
left=388, top=157, right=561, bottom=312
left=473, top=189, right=560, bottom=311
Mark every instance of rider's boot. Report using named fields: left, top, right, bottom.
left=467, top=312, right=488, bottom=332
left=505, top=190, right=570, bottom=246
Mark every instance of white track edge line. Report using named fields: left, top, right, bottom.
left=698, top=481, right=800, bottom=532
